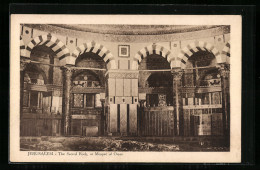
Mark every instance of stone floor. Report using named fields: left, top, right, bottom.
left=20, top=136, right=229, bottom=151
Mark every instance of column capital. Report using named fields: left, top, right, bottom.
left=171, top=68, right=183, bottom=80
left=217, top=63, right=230, bottom=78
left=61, top=65, right=74, bottom=74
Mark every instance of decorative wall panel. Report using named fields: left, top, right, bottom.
left=123, top=79, right=131, bottom=96
left=109, top=104, right=117, bottom=133
left=115, top=79, right=124, bottom=96
left=129, top=104, right=137, bottom=134
left=73, top=94, right=83, bottom=108
left=131, top=79, right=138, bottom=96
left=120, top=104, right=127, bottom=133
left=108, top=79, right=116, bottom=96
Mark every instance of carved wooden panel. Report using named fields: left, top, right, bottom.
left=140, top=108, right=174, bottom=136
left=211, top=113, right=223, bottom=136
left=183, top=109, right=190, bottom=136
left=23, top=91, right=29, bottom=107
left=86, top=94, right=95, bottom=108
left=211, top=92, right=221, bottom=104
left=73, top=94, right=84, bottom=108
left=158, top=94, right=167, bottom=107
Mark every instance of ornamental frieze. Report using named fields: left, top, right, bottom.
left=171, top=69, right=183, bottom=80
left=217, top=63, right=230, bottom=78
left=106, top=71, right=139, bottom=79
left=24, top=24, right=230, bottom=43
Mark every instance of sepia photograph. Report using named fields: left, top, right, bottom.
left=10, top=15, right=241, bottom=163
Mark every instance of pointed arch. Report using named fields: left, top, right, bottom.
left=222, top=41, right=230, bottom=64
left=71, top=41, right=117, bottom=69
left=20, top=36, right=26, bottom=57
left=131, top=43, right=173, bottom=70
left=25, top=34, right=70, bottom=59
left=173, top=40, right=224, bottom=69
left=24, top=63, right=48, bottom=84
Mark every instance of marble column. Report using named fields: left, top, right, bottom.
left=20, top=58, right=30, bottom=116
left=62, top=66, right=73, bottom=136
left=171, top=68, right=183, bottom=136
left=218, top=63, right=230, bottom=138
left=100, top=99, right=105, bottom=136
left=20, top=64, right=25, bottom=116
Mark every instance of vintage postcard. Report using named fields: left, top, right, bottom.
left=10, top=14, right=241, bottom=163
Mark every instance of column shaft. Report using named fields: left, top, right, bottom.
left=20, top=70, right=24, bottom=116
left=20, top=60, right=29, bottom=117
left=62, top=66, right=72, bottom=136
left=218, top=64, right=230, bottom=137
left=100, top=101, right=105, bottom=136
left=171, top=69, right=183, bottom=136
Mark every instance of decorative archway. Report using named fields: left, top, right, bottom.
left=24, top=63, right=48, bottom=84
left=173, top=41, right=223, bottom=69
left=25, top=34, right=70, bottom=59
left=222, top=41, right=230, bottom=64
left=132, top=43, right=173, bottom=70
left=71, top=41, right=117, bottom=69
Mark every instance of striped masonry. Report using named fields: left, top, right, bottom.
left=132, top=43, right=172, bottom=70
left=71, top=41, right=117, bottom=69
left=174, top=40, right=223, bottom=69
left=25, top=34, right=70, bottom=59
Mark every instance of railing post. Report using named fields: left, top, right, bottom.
left=100, top=100, right=104, bottom=136
left=138, top=100, right=145, bottom=136
left=100, top=93, right=106, bottom=136
left=171, top=68, right=183, bottom=136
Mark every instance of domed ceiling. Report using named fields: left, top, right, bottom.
left=25, top=24, right=223, bottom=35
left=51, top=24, right=221, bottom=35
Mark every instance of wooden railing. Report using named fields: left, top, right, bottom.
left=183, top=104, right=223, bottom=136
left=139, top=105, right=223, bottom=137
left=70, top=107, right=102, bottom=115
left=140, top=106, right=174, bottom=136
left=24, top=83, right=62, bottom=92
left=20, top=113, right=62, bottom=137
